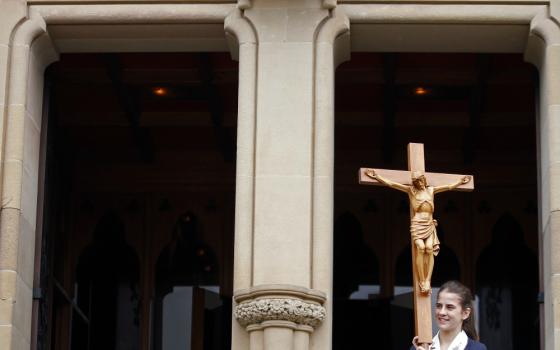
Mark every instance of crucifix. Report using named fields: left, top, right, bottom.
left=359, top=143, right=474, bottom=347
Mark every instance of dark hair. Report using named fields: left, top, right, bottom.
left=438, top=280, right=478, bottom=341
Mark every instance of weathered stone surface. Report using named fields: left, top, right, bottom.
left=0, top=209, right=21, bottom=270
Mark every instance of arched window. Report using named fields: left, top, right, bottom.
left=153, top=211, right=227, bottom=350
left=476, top=213, right=539, bottom=350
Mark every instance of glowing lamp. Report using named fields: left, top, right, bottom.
left=414, top=86, right=429, bottom=96
left=152, top=87, right=168, bottom=96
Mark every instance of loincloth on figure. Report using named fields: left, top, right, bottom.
left=410, top=218, right=440, bottom=256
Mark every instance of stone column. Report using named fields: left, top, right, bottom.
left=526, top=10, right=560, bottom=350
left=0, top=11, right=58, bottom=350
left=225, top=1, right=349, bottom=349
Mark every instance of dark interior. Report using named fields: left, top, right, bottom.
left=333, top=53, right=539, bottom=350
left=36, top=52, right=539, bottom=350
left=38, top=53, right=237, bottom=350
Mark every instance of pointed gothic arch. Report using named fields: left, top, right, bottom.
left=74, top=211, right=141, bottom=350
left=476, top=212, right=539, bottom=350
left=153, top=211, right=226, bottom=350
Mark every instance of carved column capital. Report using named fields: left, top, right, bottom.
left=234, top=285, right=327, bottom=330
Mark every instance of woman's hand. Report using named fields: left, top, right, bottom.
left=412, top=336, right=428, bottom=350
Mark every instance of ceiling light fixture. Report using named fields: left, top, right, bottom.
left=414, top=86, right=429, bottom=96
left=152, top=86, right=168, bottom=96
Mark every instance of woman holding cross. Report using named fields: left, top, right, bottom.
left=411, top=280, right=487, bottom=350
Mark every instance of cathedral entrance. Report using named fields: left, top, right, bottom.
left=35, top=53, right=238, bottom=350
left=333, top=53, right=539, bottom=349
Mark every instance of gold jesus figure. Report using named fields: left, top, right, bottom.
left=365, top=169, right=471, bottom=294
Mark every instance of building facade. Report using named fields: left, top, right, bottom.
left=0, top=0, right=556, bottom=349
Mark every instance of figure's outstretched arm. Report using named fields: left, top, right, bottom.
left=365, top=169, right=410, bottom=193
left=434, top=175, right=471, bottom=194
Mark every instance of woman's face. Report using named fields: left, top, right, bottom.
left=435, top=290, right=471, bottom=335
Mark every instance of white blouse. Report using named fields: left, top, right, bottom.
left=429, top=330, right=469, bottom=350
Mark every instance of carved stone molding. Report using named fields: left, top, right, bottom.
left=341, top=4, right=542, bottom=24
left=316, top=7, right=350, bottom=67
left=234, top=285, right=327, bottom=329
left=525, top=9, right=560, bottom=69
left=237, top=0, right=336, bottom=10
left=235, top=297, right=326, bottom=327
left=29, top=4, right=233, bottom=24
left=529, top=10, right=560, bottom=46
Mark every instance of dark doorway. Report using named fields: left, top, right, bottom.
left=333, top=53, right=539, bottom=349
left=36, top=53, right=237, bottom=350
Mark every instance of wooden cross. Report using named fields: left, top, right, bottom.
left=359, top=143, right=474, bottom=346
